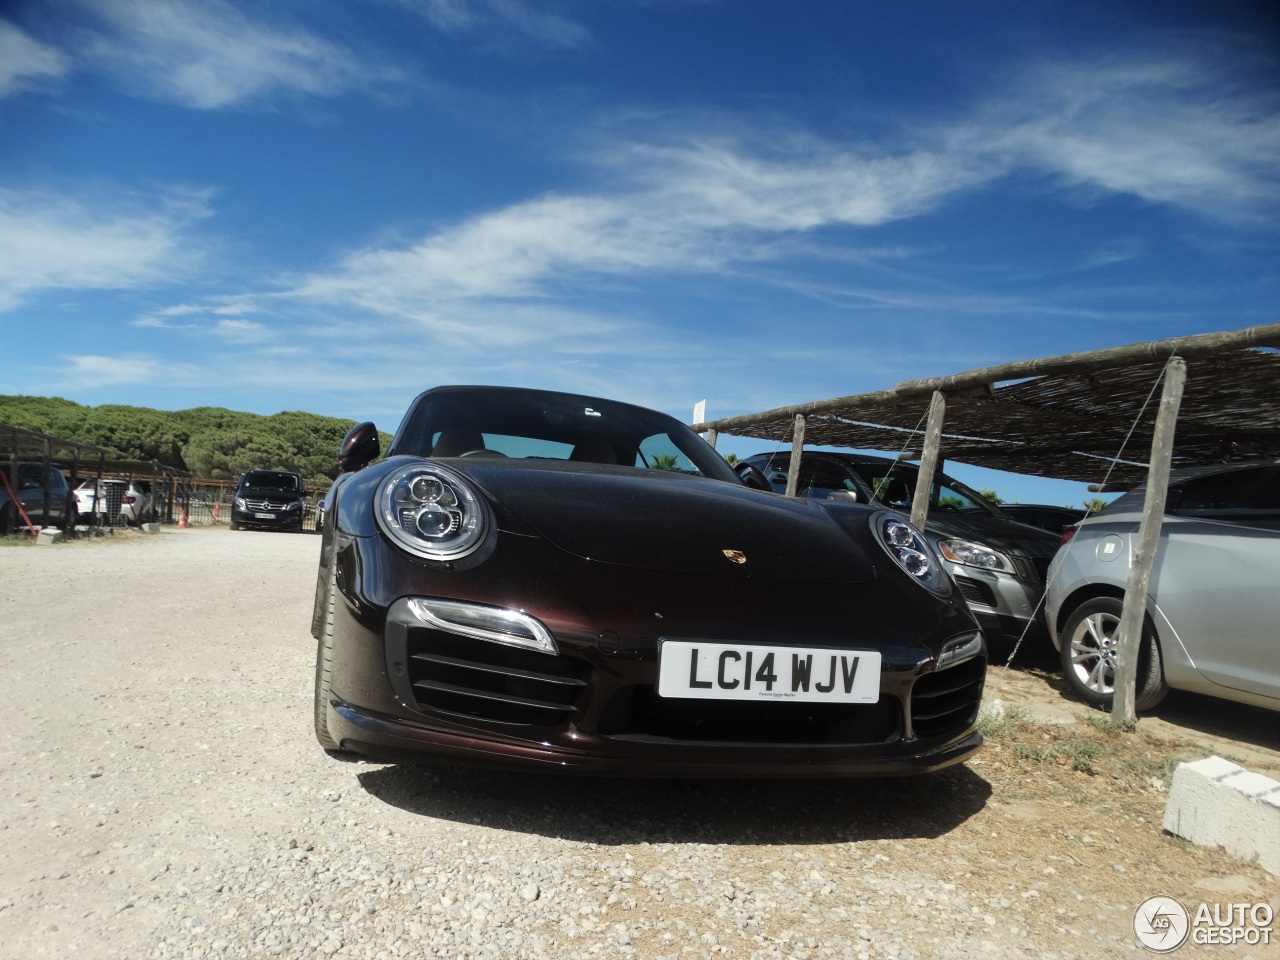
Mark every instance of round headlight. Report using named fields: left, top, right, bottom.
left=376, top=463, right=490, bottom=561
left=871, top=513, right=949, bottom=596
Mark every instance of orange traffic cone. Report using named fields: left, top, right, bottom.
left=178, top=510, right=188, bottom=528
left=212, top=502, right=221, bottom=522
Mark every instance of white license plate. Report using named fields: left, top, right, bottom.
left=254, top=512, right=276, bottom=519
left=657, top=640, right=881, bottom=703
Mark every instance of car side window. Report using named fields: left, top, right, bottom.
left=800, top=463, right=860, bottom=501
left=635, top=434, right=702, bottom=475
left=1168, top=467, right=1280, bottom=527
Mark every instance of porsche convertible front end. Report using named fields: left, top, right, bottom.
left=312, top=386, right=986, bottom=777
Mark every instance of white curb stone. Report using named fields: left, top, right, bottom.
left=36, top=528, right=65, bottom=545
left=1163, top=755, right=1280, bottom=875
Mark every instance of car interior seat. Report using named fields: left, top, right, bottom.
left=569, top=438, right=617, bottom=464
left=432, top=428, right=486, bottom=457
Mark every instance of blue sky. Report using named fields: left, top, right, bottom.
left=1, top=0, right=1277, bottom=506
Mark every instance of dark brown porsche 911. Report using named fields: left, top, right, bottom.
left=311, top=385, right=986, bottom=777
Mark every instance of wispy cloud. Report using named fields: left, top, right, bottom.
left=72, top=0, right=399, bottom=109
left=973, top=52, right=1280, bottom=222
left=388, top=0, right=590, bottom=50
left=0, top=187, right=211, bottom=311
left=0, top=21, right=70, bottom=98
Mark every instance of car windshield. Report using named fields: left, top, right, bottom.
left=392, top=388, right=739, bottom=482
left=242, top=471, right=300, bottom=492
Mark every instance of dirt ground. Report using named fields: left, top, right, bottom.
left=1, top=526, right=1276, bottom=959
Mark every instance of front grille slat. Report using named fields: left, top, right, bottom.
left=403, top=627, right=588, bottom=726
left=410, top=651, right=587, bottom=689
left=910, top=657, right=985, bottom=738
left=411, top=678, right=574, bottom=714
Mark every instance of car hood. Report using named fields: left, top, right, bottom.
left=462, top=462, right=878, bottom=584
left=922, top=512, right=1059, bottom=560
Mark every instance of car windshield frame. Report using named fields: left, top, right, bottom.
left=390, top=387, right=740, bottom=482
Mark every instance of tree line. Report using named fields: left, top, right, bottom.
left=0, top=395, right=382, bottom=487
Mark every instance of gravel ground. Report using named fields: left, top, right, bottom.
left=1, top=527, right=1275, bottom=960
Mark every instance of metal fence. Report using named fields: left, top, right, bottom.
left=2, top=422, right=324, bottom=537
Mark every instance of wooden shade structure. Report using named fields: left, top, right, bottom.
left=694, top=324, right=1280, bottom=491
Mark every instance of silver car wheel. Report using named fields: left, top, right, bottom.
left=1059, top=595, right=1169, bottom=711
left=1068, top=609, right=1118, bottom=696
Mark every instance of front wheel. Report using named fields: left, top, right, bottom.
left=314, top=560, right=343, bottom=752
left=1059, top=596, right=1168, bottom=711
left=0, top=503, right=14, bottom=536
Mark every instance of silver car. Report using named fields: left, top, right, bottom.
left=1046, top=460, right=1280, bottom=712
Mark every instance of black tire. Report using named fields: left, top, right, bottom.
left=314, top=560, right=342, bottom=752
left=229, top=520, right=240, bottom=531
left=1059, top=596, right=1168, bottom=711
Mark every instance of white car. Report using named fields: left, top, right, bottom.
left=74, top=479, right=154, bottom=525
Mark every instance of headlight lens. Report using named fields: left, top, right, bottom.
left=871, top=513, right=949, bottom=596
left=938, top=538, right=1014, bottom=573
left=234, top=497, right=246, bottom=509
left=376, top=462, right=490, bottom=561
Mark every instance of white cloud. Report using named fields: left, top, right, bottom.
left=390, top=0, right=590, bottom=49
left=0, top=22, right=70, bottom=97
left=74, top=0, right=395, bottom=109
left=65, top=354, right=165, bottom=386
left=975, top=53, right=1280, bottom=221
left=0, top=187, right=210, bottom=311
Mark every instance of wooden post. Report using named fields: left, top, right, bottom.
left=1113, top=357, right=1186, bottom=728
left=705, top=428, right=718, bottom=450
left=911, top=391, right=947, bottom=529
left=784, top=415, right=806, bottom=498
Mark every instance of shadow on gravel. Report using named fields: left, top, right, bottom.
left=355, top=764, right=992, bottom=845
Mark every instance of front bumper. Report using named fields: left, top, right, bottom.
left=947, top=564, right=1048, bottom=646
left=232, top=505, right=303, bottom=529
left=325, top=697, right=983, bottom=777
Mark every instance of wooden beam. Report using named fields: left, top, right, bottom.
left=1112, top=357, right=1187, bottom=728
left=911, top=392, right=946, bottom=529
left=784, top=415, right=806, bottom=498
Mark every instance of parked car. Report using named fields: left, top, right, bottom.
left=231, top=470, right=306, bottom=531
left=1046, top=460, right=1280, bottom=712
left=312, top=385, right=987, bottom=776
left=73, top=478, right=155, bottom=525
left=1, top=463, right=76, bottom=534
left=1001, top=504, right=1087, bottom=536
left=743, top=452, right=1061, bottom=648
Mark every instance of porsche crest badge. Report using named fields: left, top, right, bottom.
left=722, top=549, right=747, bottom=565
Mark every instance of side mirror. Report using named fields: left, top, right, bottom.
left=735, top=462, right=771, bottom=492
left=339, top=422, right=380, bottom=473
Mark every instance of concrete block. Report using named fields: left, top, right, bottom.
left=1164, top=756, right=1280, bottom=875
left=142, top=522, right=161, bottom=534
left=36, top=528, right=65, bottom=545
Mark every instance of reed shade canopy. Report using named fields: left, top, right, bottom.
left=693, top=324, right=1280, bottom=491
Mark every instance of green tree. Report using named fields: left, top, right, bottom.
left=650, top=453, right=681, bottom=471
left=979, top=487, right=1005, bottom=504
left=1083, top=497, right=1109, bottom=515
left=722, top=452, right=740, bottom=466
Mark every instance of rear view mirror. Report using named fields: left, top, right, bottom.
left=339, top=422, right=380, bottom=473
left=735, top=462, right=771, bottom=492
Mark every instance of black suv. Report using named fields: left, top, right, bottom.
left=231, top=470, right=306, bottom=532
left=744, top=451, right=1060, bottom=648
